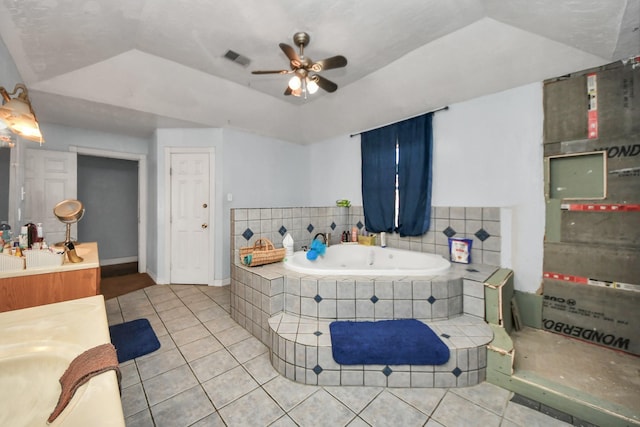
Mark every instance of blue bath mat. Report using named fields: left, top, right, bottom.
left=329, top=319, right=450, bottom=365
left=109, top=318, right=161, bottom=363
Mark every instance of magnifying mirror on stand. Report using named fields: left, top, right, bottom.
left=53, top=199, right=85, bottom=263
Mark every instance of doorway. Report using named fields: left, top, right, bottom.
left=71, top=146, right=147, bottom=272
left=77, top=155, right=138, bottom=264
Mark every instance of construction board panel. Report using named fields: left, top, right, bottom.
left=544, top=242, right=640, bottom=286
left=485, top=269, right=514, bottom=333
left=544, top=136, right=640, bottom=202
left=543, top=60, right=640, bottom=144
left=513, top=291, right=543, bottom=329
left=560, top=211, right=640, bottom=247
left=596, top=63, right=640, bottom=139
left=542, top=281, right=639, bottom=356
left=544, top=75, right=588, bottom=143
left=547, top=151, right=606, bottom=199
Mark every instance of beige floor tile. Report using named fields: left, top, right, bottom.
left=108, top=284, right=582, bottom=427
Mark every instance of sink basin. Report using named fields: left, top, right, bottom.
left=0, top=342, right=85, bottom=426
left=0, top=296, right=124, bottom=426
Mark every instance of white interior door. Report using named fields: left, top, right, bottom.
left=170, top=152, right=210, bottom=284
left=24, top=149, right=77, bottom=245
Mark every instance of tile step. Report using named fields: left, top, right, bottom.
left=267, top=313, right=493, bottom=387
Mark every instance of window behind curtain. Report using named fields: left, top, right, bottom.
left=361, top=112, right=433, bottom=237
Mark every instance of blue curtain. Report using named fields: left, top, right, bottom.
left=361, top=125, right=397, bottom=233
left=397, top=113, right=433, bottom=236
left=360, top=112, right=433, bottom=236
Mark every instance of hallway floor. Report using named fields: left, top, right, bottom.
left=106, top=284, right=573, bottom=427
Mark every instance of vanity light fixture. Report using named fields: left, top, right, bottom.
left=0, top=83, right=45, bottom=144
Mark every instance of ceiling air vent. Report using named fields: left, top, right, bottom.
left=224, top=50, right=250, bottom=67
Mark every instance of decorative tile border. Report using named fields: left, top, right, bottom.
left=231, top=206, right=501, bottom=268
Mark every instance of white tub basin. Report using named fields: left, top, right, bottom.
left=284, top=244, right=451, bottom=276
left=0, top=342, right=86, bottom=426
left=0, top=296, right=124, bottom=427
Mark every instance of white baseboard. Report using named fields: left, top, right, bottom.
left=146, top=269, right=161, bottom=284
left=209, top=278, right=230, bottom=287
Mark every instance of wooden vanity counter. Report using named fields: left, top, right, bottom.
left=0, top=242, right=100, bottom=312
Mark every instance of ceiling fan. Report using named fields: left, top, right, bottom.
left=252, top=32, right=347, bottom=97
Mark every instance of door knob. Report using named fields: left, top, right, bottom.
left=202, top=223, right=208, bottom=229
left=203, top=203, right=208, bottom=208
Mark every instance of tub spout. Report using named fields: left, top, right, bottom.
left=313, top=232, right=328, bottom=247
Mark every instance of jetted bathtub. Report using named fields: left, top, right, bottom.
left=284, top=243, right=450, bottom=276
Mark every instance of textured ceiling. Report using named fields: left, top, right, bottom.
left=1, top=0, right=638, bottom=143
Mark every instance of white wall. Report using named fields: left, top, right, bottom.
left=38, top=123, right=150, bottom=155
left=221, top=129, right=310, bottom=208
left=434, top=83, right=545, bottom=293
left=307, top=83, right=545, bottom=294
left=308, top=134, right=362, bottom=206
left=221, top=129, right=310, bottom=280
left=151, top=128, right=310, bottom=284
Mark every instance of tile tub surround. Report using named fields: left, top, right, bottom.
left=230, top=260, right=498, bottom=388
left=231, top=206, right=501, bottom=268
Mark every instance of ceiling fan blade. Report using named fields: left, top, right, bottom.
left=311, top=55, right=347, bottom=72
left=251, top=70, right=290, bottom=75
left=313, top=74, right=338, bottom=93
left=279, top=43, right=301, bottom=68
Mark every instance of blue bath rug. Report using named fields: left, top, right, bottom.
left=329, top=319, right=450, bottom=365
left=109, top=318, right=161, bottom=363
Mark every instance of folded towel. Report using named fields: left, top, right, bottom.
left=48, top=343, right=121, bottom=424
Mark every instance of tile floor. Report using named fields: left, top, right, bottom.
left=105, top=284, right=572, bottom=427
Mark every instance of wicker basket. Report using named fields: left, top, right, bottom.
left=25, top=249, right=65, bottom=269
left=239, top=238, right=286, bottom=267
left=0, top=253, right=25, bottom=272
left=358, top=235, right=377, bottom=246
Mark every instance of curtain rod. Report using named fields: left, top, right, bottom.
left=349, top=106, right=449, bottom=138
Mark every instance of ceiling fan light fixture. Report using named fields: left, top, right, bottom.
left=252, top=32, right=347, bottom=98
left=306, top=77, right=319, bottom=94
left=288, top=75, right=302, bottom=90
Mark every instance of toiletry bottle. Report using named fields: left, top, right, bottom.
left=380, top=232, right=387, bottom=248
left=19, top=226, right=29, bottom=249
left=36, top=223, right=44, bottom=242
left=351, top=227, right=357, bottom=242
left=26, top=223, right=37, bottom=248
left=0, top=221, right=10, bottom=241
